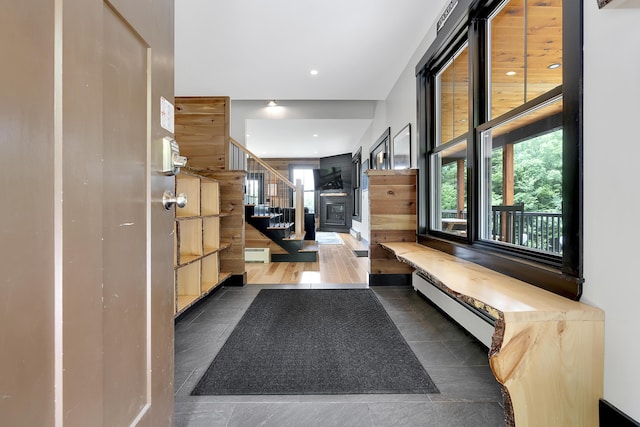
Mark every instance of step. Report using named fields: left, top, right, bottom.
left=252, top=213, right=282, bottom=220
left=267, top=222, right=294, bottom=230
left=283, top=231, right=306, bottom=241
left=300, top=240, right=319, bottom=252
left=271, top=251, right=317, bottom=262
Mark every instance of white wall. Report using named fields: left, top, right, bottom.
left=352, top=20, right=439, bottom=243
left=350, top=124, right=373, bottom=240
left=582, top=2, right=640, bottom=421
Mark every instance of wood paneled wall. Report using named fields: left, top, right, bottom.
left=259, top=158, right=320, bottom=178
left=368, top=169, right=417, bottom=283
left=175, top=96, right=230, bottom=170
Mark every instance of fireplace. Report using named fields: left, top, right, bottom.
left=319, top=192, right=350, bottom=232
left=325, top=202, right=346, bottom=226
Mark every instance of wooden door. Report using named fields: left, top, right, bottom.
left=101, top=1, right=176, bottom=425
left=103, top=3, right=155, bottom=425
left=0, top=0, right=175, bottom=425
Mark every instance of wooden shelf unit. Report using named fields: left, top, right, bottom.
left=174, top=97, right=246, bottom=286
left=195, top=170, right=247, bottom=286
left=174, top=171, right=230, bottom=316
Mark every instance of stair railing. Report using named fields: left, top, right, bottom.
left=229, top=138, right=304, bottom=238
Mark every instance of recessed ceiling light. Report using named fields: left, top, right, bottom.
left=310, top=69, right=319, bottom=76
left=267, top=100, right=278, bottom=107
left=506, top=71, right=517, bottom=76
left=313, top=134, right=318, bottom=137
left=246, top=134, right=250, bottom=137
left=547, top=63, right=561, bottom=69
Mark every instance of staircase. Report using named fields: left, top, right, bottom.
left=230, top=138, right=318, bottom=262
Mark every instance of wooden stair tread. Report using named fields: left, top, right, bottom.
left=283, top=231, right=306, bottom=241
left=300, top=241, right=319, bottom=252
left=252, top=213, right=282, bottom=219
left=267, top=222, right=294, bottom=230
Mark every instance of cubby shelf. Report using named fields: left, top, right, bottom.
left=174, top=171, right=230, bottom=316
left=175, top=218, right=203, bottom=266
left=176, top=174, right=200, bottom=218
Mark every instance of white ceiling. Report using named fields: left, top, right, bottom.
left=246, top=118, right=373, bottom=158
left=175, top=0, right=448, bottom=157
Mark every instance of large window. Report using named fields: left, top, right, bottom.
left=291, top=167, right=316, bottom=213
left=489, top=0, right=563, bottom=119
left=431, top=44, right=469, bottom=237
left=245, top=173, right=264, bottom=205
left=417, top=0, right=582, bottom=298
left=481, top=0, right=564, bottom=255
left=480, top=96, right=563, bottom=254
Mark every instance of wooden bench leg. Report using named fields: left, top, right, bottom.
left=490, top=319, right=604, bottom=427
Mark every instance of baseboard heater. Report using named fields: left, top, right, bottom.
left=245, top=248, right=270, bottom=263
left=413, top=271, right=495, bottom=348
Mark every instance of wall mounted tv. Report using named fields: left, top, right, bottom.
left=313, top=167, right=343, bottom=190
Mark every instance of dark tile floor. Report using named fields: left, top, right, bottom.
left=174, top=285, right=505, bottom=427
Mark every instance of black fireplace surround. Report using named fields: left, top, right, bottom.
left=316, top=153, right=353, bottom=233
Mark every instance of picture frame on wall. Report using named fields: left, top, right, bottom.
left=369, top=127, right=391, bottom=170
left=362, top=159, right=369, bottom=191
left=392, top=124, right=411, bottom=170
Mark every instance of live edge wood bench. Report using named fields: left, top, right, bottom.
left=380, top=242, right=604, bottom=427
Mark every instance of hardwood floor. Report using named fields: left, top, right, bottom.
left=245, top=232, right=370, bottom=284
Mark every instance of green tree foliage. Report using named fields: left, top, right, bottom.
left=491, top=147, right=504, bottom=206
left=491, top=129, right=562, bottom=213
left=439, top=129, right=562, bottom=214
left=440, top=162, right=460, bottom=211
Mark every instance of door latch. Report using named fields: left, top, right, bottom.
left=161, top=136, right=188, bottom=175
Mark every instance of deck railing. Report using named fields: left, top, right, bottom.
left=519, top=212, right=563, bottom=254
left=441, top=209, right=563, bottom=254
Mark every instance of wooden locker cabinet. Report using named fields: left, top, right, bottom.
left=174, top=170, right=230, bottom=315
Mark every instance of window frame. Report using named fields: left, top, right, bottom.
left=369, top=127, right=391, bottom=170
left=352, top=149, right=362, bottom=221
left=429, top=39, right=471, bottom=240
left=415, top=0, right=583, bottom=299
left=476, top=90, right=564, bottom=264
left=289, top=164, right=318, bottom=214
